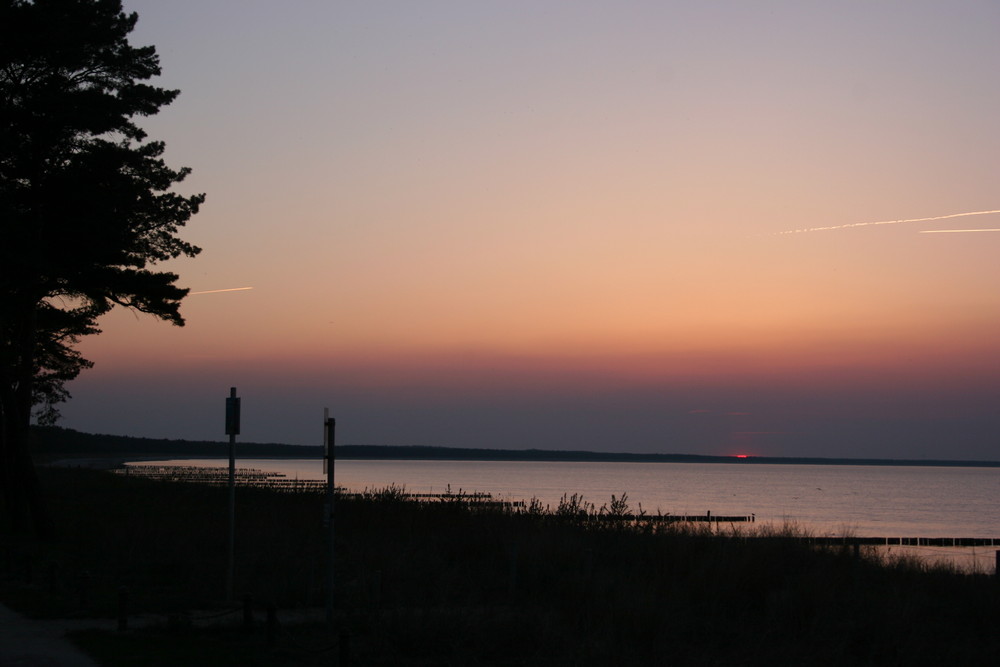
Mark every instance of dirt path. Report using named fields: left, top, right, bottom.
left=0, top=602, right=100, bottom=667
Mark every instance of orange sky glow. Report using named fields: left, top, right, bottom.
left=59, top=2, right=1000, bottom=460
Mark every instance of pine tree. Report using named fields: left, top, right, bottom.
left=0, top=0, right=203, bottom=534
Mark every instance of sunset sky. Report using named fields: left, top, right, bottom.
left=60, top=1, right=1000, bottom=460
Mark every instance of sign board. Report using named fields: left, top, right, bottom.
left=225, top=396, right=241, bottom=435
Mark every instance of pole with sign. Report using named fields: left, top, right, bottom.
left=225, top=387, right=240, bottom=602
left=324, top=408, right=336, bottom=625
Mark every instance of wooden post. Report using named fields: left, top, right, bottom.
left=508, top=542, right=518, bottom=598
left=79, top=571, right=89, bottom=609
left=324, top=410, right=336, bottom=625
left=339, top=629, right=351, bottom=667
left=117, top=586, right=128, bottom=631
left=266, top=603, right=278, bottom=646
left=995, top=550, right=999, bottom=577
left=225, top=387, right=240, bottom=602
left=243, top=594, right=253, bottom=630
left=370, top=570, right=382, bottom=610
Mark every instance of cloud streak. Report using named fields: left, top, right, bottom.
left=777, top=210, right=1000, bottom=235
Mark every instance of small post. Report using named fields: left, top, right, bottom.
left=995, top=550, right=999, bottom=577
left=339, top=629, right=351, bottom=667
left=225, top=387, right=240, bottom=602
left=243, top=594, right=254, bottom=630
left=117, top=586, right=128, bottom=631
left=266, top=603, right=278, bottom=646
left=508, top=543, right=518, bottom=598
left=79, top=571, right=90, bottom=609
left=324, top=409, right=336, bottom=625
left=370, top=570, right=382, bottom=610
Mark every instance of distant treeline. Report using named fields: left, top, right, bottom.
left=30, top=426, right=1000, bottom=467
left=30, top=426, right=319, bottom=460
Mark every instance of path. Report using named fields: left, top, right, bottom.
left=0, top=602, right=100, bottom=667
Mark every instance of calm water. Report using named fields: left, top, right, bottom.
left=131, top=458, right=1000, bottom=540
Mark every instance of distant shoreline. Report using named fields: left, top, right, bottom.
left=32, top=426, right=1000, bottom=468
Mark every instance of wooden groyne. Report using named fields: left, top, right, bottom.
left=587, top=513, right=755, bottom=523
left=113, top=467, right=525, bottom=503
left=339, top=492, right=525, bottom=507
left=113, top=465, right=327, bottom=492
left=782, top=536, right=1000, bottom=548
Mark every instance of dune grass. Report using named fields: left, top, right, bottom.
left=2, top=466, right=999, bottom=665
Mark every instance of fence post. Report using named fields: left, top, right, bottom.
left=370, top=570, right=382, bottom=610
left=266, top=603, right=278, bottom=646
left=339, top=629, right=351, bottom=667
left=225, top=387, right=240, bottom=603
left=117, top=586, right=128, bottom=631
left=324, top=409, right=336, bottom=626
left=243, top=594, right=253, bottom=630
left=79, top=571, right=90, bottom=609
left=508, top=542, right=518, bottom=598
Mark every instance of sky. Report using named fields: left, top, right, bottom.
left=58, top=1, right=1000, bottom=460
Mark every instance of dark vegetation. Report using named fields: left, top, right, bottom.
left=2, top=465, right=999, bottom=666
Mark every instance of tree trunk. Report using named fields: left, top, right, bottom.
left=0, top=301, right=53, bottom=537
left=0, top=416, right=52, bottom=538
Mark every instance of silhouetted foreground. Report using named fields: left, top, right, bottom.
left=2, top=467, right=999, bottom=666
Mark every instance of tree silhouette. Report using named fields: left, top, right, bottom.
left=0, top=0, right=204, bottom=534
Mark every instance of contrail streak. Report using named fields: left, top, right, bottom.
left=190, top=287, right=254, bottom=295
left=918, top=228, right=1000, bottom=234
left=777, top=209, right=1000, bottom=235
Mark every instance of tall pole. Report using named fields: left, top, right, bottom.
left=225, top=387, right=240, bottom=602
left=324, top=408, right=336, bottom=625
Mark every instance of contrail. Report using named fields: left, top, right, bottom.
left=189, top=287, right=254, bottom=295
left=777, top=209, right=1000, bottom=235
left=918, top=228, right=1000, bottom=234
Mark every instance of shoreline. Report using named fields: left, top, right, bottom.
left=32, top=427, right=1000, bottom=468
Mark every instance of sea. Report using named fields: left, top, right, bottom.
left=128, top=457, right=1000, bottom=570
